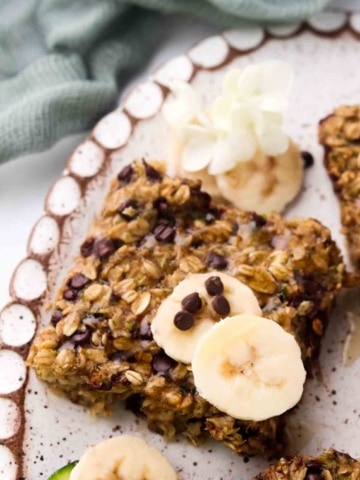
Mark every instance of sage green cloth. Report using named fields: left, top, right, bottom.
left=0, top=0, right=331, bottom=163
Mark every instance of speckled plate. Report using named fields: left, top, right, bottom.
left=1, top=9, right=360, bottom=480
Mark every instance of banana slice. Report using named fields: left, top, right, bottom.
left=151, top=273, right=261, bottom=364
left=192, top=314, right=306, bottom=421
left=215, top=140, right=303, bottom=214
left=70, top=435, right=177, bottom=480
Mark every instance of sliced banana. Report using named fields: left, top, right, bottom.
left=70, top=435, right=177, bottom=480
left=215, top=141, right=303, bottom=214
left=151, top=272, right=261, bottom=364
left=192, top=314, right=306, bottom=421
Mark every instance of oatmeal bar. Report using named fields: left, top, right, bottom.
left=28, top=160, right=346, bottom=456
left=319, top=105, right=360, bottom=267
left=254, top=448, right=360, bottom=480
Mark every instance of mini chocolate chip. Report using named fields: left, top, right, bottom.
left=305, top=474, right=322, bottom=480
left=95, top=238, right=116, bottom=258
left=143, top=160, right=162, bottom=182
left=181, top=292, right=202, bottom=313
left=306, top=461, right=323, bottom=474
left=205, top=206, right=221, bottom=224
left=80, top=237, right=95, bottom=257
left=207, top=253, right=228, bottom=270
left=301, top=151, right=314, bottom=169
left=154, top=198, right=172, bottom=218
left=91, top=381, right=112, bottom=391
left=125, top=394, right=142, bottom=414
left=205, top=212, right=216, bottom=224
left=118, top=199, right=138, bottom=220
left=63, top=289, right=77, bottom=301
left=190, top=189, right=212, bottom=210
left=117, top=164, right=133, bottom=184
left=50, top=309, right=63, bottom=326
left=69, top=273, right=90, bottom=290
left=71, top=327, right=92, bottom=346
left=212, top=295, right=230, bottom=317
left=139, top=318, right=153, bottom=340
left=111, top=350, right=135, bottom=362
left=154, top=224, right=176, bottom=243
left=205, top=276, right=224, bottom=296
left=174, top=311, right=194, bottom=331
left=252, top=213, right=267, bottom=227
left=152, top=352, right=175, bottom=373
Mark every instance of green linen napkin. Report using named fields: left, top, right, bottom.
left=0, top=0, right=331, bottom=164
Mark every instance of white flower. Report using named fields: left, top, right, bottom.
left=162, top=61, right=293, bottom=175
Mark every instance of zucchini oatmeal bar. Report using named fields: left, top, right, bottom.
left=28, top=160, right=347, bottom=456
left=319, top=105, right=360, bottom=267
left=254, top=449, right=360, bottom=480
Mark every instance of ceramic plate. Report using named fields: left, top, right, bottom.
left=1, top=10, right=360, bottom=480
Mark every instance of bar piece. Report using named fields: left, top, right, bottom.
left=319, top=105, right=360, bottom=267
left=28, top=160, right=346, bottom=456
left=254, top=449, right=359, bottom=480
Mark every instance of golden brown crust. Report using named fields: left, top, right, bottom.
left=28, top=160, right=346, bottom=455
left=319, top=105, right=360, bottom=267
left=254, top=448, right=360, bottom=480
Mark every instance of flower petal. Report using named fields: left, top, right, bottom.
left=223, top=69, right=241, bottom=96
left=231, top=103, right=263, bottom=130
left=258, top=124, right=289, bottom=156
left=181, top=129, right=216, bottom=172
left=258, top=60, right=293, bottom=97
left=162, top=80, right=201, bottom=128
left=211, top=96, right=233, bottom=130
left=208, top=128, right=257, bottom=175
left=258, top=94, right=288, bottom=113
left=236, top=61, right=293, bottom=111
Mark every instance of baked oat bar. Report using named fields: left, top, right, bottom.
left=28, top=160, right=347, bottom=456
left=319, top=105, right=360, bottom=267
left=254, top=449, right=360, bottom=480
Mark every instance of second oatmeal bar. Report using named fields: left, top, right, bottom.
left=28, top=160, right=347, bottom=456
left=319, top=105, right=360, bottom=267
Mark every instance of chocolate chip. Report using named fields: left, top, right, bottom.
left=154, top=198, right=172, bottom=218
left=68, top=273, right=90, bottom=290
left=174, top=311, right=194, bottom=331
left=71, top=327, right=92, bottom=346
left=207, top=253, right=228, bottom=270
left=205, top=206, right=221, bottom=224
left=305, top=474, right=322, bottom=480
left=118, top=199, right=138, bottom=220
left=143, top=160, right=162, bottom=183
left=205, top=276, right=224, bottom=296
left=301, top=151, right=314, bottom=169
left=212, top=295, right=230, bottom=317
left=111, top=350, right=135, bottom=362
left=90, top=381, right=112, bottom=391
left=152, top=352, right=175, bottom=373
left=117, top=164, right=133, bottom=184
left=252, top=212, right=267, bottom=227
left=80, top=237, right=95, bottom=257
left=50, top=309, right=63, bottom=326
left=95, top=238, right=116, bottom=258
left=154, top=224, right=176, bottom=243
left=181, top=292, right=202, bottom=313
left=306, top=461, right=323, bottom=474
left=63, top=289, right=77, bottom=301
left=139, top=318, right=153, bottom=340
left=191, top=189, right=211, bottom=209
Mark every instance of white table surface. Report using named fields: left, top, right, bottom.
left=0, top=1, right=359, bottom=309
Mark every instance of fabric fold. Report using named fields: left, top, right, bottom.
left=0, top=0, right=331, bottom=163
